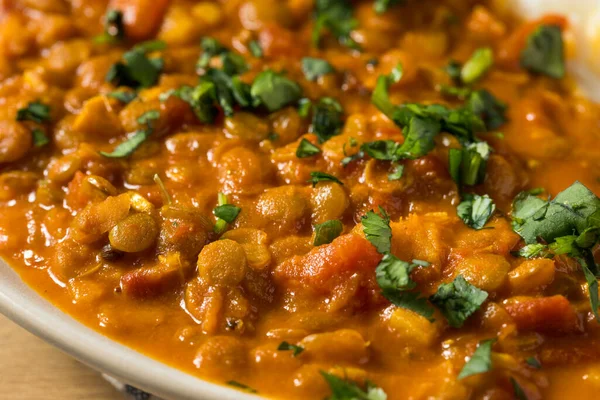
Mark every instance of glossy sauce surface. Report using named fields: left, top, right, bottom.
left=1, top=1, right=600, bottom=399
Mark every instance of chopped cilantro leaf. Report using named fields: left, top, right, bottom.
left=525, top=357, right=541, bottom=369
left=510, top=377, right=529, bottom=400
left=95, top=10, right=125, bottom=43
left=458, top=339, right=495, bottom=379
left=251, top=70, right=302, bottom=112
left=308, top=171, right=343, bottom=187
left=468, top=89, right=507, bottom=131
left=361, top=207, right=391, bottom=254
left=388, top=164, right=404, bottom=181
left=457, top=194, right=496, bottom=230
left=296, top=138, right=322, bottom=158
left=313, top=220, right=344, bottom=246
left=213, top=193, right=239, bottom=234
left=445, top=60, right=462, bottom=83
left=361, top=140, right=398, bottom=161
left=581, top=258, right=600, bottom=323
left=461, top=47, right=494, bottom=84
left=298, top=98, right=313, bottom=118
left=376, top=254, right=428, bottom=292
left=198, top=37, right=227, bottom=69
left=278, top=341, right=305, bottom=356
left=162, top=82, right=218, bottom=123
left=100, top=131, right=150, bottom=158
left=249, top=40, right=263, bottom=58
left=136, top=109, right=160, bottom=125
left=227, top=380, right=257, bottom=393
left=106, top=42, right=165, bottom=89
left=312, top=97, right=344, bottom=143
left=374, top=0, right=404, bottom=14
left=449, top=141, right=491, bottom=188
left=517, top=243, right=550, bottom=259
left=312, top=0, right=360, bottom=50
left=302, top=57, right=335, bottom=81
left=321, top=371, right=387, bottom=400
left=520, top=25, right=565, bottom=79
left=16, top=101, right=51, bottom=123
left=213, top=204, right=241, bottom=224
left=430, top=275, right=488, bottom=328
left=512, top=181, right=600, bottom=244
left=31, top=129, right=49, bottom=147
left=383, top=290, right=435, bottom=321
left=107, top=91, right=137, bottom=104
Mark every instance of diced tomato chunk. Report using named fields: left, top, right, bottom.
left=274, top=233, right=382, bottom=292
left=503, top=295, right=581, bottom=334
left=120, top=264, right=184, bottom=298
left=109, top=0, right=170, bottom=40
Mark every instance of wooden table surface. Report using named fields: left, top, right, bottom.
left=0, top=313, right=122, bottom=399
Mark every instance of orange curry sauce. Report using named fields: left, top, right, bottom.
left=1, top=0, right=600, bottom=399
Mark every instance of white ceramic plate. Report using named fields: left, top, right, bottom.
left=0, top=262, right=257, bottom=400
left=1, top=3, right=599, bottom=400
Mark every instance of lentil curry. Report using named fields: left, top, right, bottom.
left=1, top=0, right=600, bottom=399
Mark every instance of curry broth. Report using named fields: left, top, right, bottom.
left=1, top=0, right=600, bottom=399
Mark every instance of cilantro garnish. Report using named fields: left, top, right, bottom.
left=511, top=181, right=600, bottom=322
left=460, top=47, right=494, bottom=84
left=321, top=371, right=387, bottom=400
left=520, top=25, right=565, bottom=79
left=106, top=40, right=166, bottom=89
left=302, top=57, right=335, bottom=81
left=510, top=377, right=528, bottom=400
left=277, top=341, right=304, bottom=356
left=458, top=339, right=495, bottom=379
left=388, top=164, right=404, bottom=181
left=457, top=194, right=496, bottom=230
left=430, top=275, right=488, bottom=328
left=107, top=90, right=137, bottom=104
left=468, top=89, right=507, bottom=130
left=307, top=171, right=343, bottom=188
left=95, top=10, right=125, bottom=44
left=298, top=98, right=313, bottom=118
left=100, top=109, right=159, bottom=158
left=516, top=243, right=551, bottom=259
left=449, top=141, right=491, bottom=188
left=373, top=0, right=404, bottom=14
left=249, top=40, right=263, bottom=58
left=313, top=220, right=344, bottom=246
left=376, top=254, right=428, bottom=292
left=226, top=380, right=257, bottom=393
left=213, top=193, right=240, bottom=234
left=296, top=138, right=322, bottom=158
left=16, top=101, right=50, bottom=123
left=197, top=37, right=227, bottom=69
left=361, top=207, right=392, bottom=254
left=525, top=357, right=541, bottom=369
left=251, top=70, right=302, bottom=112
left=312, top=97, right=344, bottom=143
left=312, top=0, right=360, bottom=50
left=161, top=82, right=218, bottom=123
left=32, top=129, right=49, bottom=147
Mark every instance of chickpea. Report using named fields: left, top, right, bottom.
left=70, top=194, right=131, bottom=244
left=0, top=120, right=32, bottom=163
left=269, top=107, right=303, bottom=144
left=388, top=306, right=440, bottom=347
left=224, top=112, right=270, bottom=142
left=299, top=329, right=369, bottom=364
left=508, top=259, right=555, bottom=295
left=197, top=239, right=248, bottom=287
left=238, top=0, right=292, bottom=31
left=193, top=336, right=247, bottom=378
left=251, top=343, right=302, bottom=371
left=218, top=146, right=271, bottom=193
left=310, top=181, right=349, bottom=224
left=158, top=205, right=211, bottom=260
left=222, top=228, right=271, bottom=270
left=454, top=253, right=510, bottom=292
left=256, top=186, right=308, bottom=232
left=109, top=213, right=159, bottom=253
